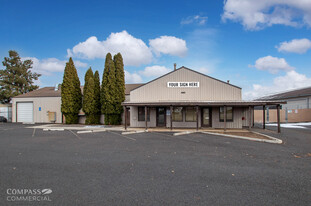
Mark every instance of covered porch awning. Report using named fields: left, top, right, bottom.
left=122, top=100, right=286, bottom=107
left=122, top=100, right=286, bottom=133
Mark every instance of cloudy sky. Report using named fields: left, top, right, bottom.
left=1, top=0, right=311, bottom=100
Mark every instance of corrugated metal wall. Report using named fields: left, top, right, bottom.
left=212, top=107, right=249, bottom=129
left=12, top=97, right=62, bottom=123
left=130, top=106, right=157, bottom=127
left=129, top=106, right=249, bottom=129
left=130, top=68, right=242, bottom=102
left=282, top=96, right=310, bottom=109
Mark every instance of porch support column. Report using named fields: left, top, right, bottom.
left=170, top=106, right=173, bottom=131
left=124, top=106, right=127, bottom=130
left=263, top=105, right=266, bottom=129
left=252, top=106, right=255, bottom=127
left=145, top=106, right=147, bottom=131
left=196, top=106, right=199, bottom=131
left=224, top=106, right=227, bottom=131
left=248, top=106, right=251, bottom=130
left=277, top=104, right=281, bottom=133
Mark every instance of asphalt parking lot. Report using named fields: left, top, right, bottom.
left=0, top=123, right=310, bottom=206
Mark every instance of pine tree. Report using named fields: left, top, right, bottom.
left=101, top=53, right=117, bottom=124
left=113, top=53, right=125, bottom=124
left=94, top=70, right=101, bottom=124
left=0, top=50, right=41, bottom=103
left=61, top=57, right=82, bottom=124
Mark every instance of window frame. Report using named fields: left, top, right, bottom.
left=185, top=107, right=197, bottom=122
left=138, top=107, right=150, bottom=122
left=172, top=106, right=183, bottom=122
left=219, top=106, right=233, bottom=122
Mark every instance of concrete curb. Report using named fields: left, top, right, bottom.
left=201, top=131, right=282, bottom=144
left=251, top=131, right=283, bottom=144
left=92, top=129, right=106, bottom=133
left=173, top=131, right=196, bottom=136
left=23, top=122, right=35, bottom=125
left=105, top=128, right=125, bottom=132
left=27, top=124, right=124, bottom=131
left=77, top=130, right=93, bottom=134
left=43, top=128, right=65, bottom=131
left=122, top=130, right=145, bottom=135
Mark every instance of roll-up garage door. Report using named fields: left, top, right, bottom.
left=17, top=102, right=33, bottom=123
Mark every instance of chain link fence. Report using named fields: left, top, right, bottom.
left=0, top=107, right=12, bottom=122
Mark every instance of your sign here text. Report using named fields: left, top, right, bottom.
left=167, top=82, right=199, bottom=88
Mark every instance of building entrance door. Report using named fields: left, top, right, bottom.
left=202, top=108, right=212, bottom=127
left=156, top=107, right=166, bottom=127
left=126, top=108, right=130, bottom=126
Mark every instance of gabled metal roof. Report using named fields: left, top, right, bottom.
left=122, top=100, right=286, bottom=106
left=256, top=86, right=311, bottom=100
left=130, top=66, right=241, bottom=93
left=13, top=84, right=144, bottom=98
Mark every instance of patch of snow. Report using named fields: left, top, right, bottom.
left=84, top=125, right=105, bottom=128
left=266, top=122, right=311, bottom=129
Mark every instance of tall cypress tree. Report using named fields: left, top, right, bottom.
left=94, top=70, right=101, bottom=124
left=101, top=53, right=117, bottom=124
left=83, top=67, right=93, bottom=98
left=83, top=76, right=96, bottom=124
left=113, top=53, right=125, bottom=124
left=83, top=68, right=95, bottom=124
left=61, top=57, right=82, bottom=124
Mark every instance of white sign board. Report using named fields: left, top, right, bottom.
left=167, top=82, right=199, bottom=88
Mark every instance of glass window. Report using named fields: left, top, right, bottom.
left=219, top=107, right=233, bottom=122
left=185, top=107, right=197, bottom=122
left=138, top=107, right=150, bottom=121
left=172, top=107, right=183, bottom=121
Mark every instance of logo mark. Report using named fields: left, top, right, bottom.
left=41, top=189, right=52, bottom=195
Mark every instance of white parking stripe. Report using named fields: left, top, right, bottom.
left=32, top=128, right=36, bottom=137
left=154, top=132, right=200, bottom=143
left=69, top=130, right=81, bottom=139
left=109, top=131, right=136, bottom=141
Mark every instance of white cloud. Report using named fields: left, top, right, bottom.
left=149, top=36, right=187, bottom=57
left=181, top=15, right=208, bottom=25
left=222, top=0, right=311, bottom=30
left=74, top=60, right=88, bottom=68
left=67, top=30, right=153, bottom=66
left=68, top=31, right=188, bottom=65
left=139, top=65, right=171, bottom=77
left=250, top=56, right=294, bottom=74
left=197, top=67, right=210, bottom=74
left=23, top=57, right=87, bottom=75
left=243, top=70, right=311, bottom=100
left=125, top=70, right=142, bottom=83
left=277, top=38, right=311, bottom=54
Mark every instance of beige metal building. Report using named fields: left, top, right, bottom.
left=11, top=66, right=286, bottom=132
left=123, top=66, right=285, bottom=131
left=12, top=84, right=143, bottom=124
left=254, top=86, right=311, bottom=123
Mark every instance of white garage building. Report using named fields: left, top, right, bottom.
left=12, top=84, right=142, bottom=124
left=12, top=87, right=62, bottom=123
